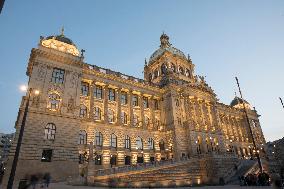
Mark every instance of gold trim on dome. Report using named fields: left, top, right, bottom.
left=41, top=38, right=80, bottom=56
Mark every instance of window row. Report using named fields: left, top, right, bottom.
left=79, top=106, right=160, bottom=127
left=80, top=82, right=159, bottom=109
left=94, top=132, right=165, bottom=150
left=44, top=124, right=163, bottom=150
left=148, top=63, right=192, bottom=81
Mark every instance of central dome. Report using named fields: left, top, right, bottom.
left=148, top=33, right=187, bottom=64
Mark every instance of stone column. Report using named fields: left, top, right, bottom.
left=150, top=96, right=155, bottom=130
left=190, top=98, right=198, bottom=131
left=206, top=103, right=213, bottom=131
left=103, top=84, right=109, bottom=123
left=89, top=81, right=95, bottom=120
left=87, top=142, right=94, bottom=183
left=198, top=100, right=206, bottom=131
left=128, top=89, right=133, bottom=127
left=116, top=87, right=122, bottom=126
left=140, top=94, right=145, bottom=129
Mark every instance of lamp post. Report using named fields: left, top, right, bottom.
left=235, top=77, right=263, bottom=173
left=7, top=87, right=39, bottom=189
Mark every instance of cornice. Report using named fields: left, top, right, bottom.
left=27, top=47, right=83, bottom=76
left=82, top=64, right=165, bottom=94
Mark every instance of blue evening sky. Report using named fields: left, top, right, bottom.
left=0, top=1, right=283, bottom=141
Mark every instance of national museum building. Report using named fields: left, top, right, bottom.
left=2, top=31, right=267, bottom=187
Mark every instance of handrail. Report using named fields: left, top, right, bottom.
left=92, top=158, right=192, bottom=177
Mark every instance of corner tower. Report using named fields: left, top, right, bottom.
left=144, top=33, right=195, bottom=86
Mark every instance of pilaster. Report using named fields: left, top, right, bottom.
left=103, top=84, right=109, bottom=124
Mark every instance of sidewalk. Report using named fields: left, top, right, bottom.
left=42, top=182, right=273, bottom=189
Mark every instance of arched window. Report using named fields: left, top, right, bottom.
left=176, top=99, right=180, bottom=107
left=108, top=109, right=115, bottom=123
left=79, top=130, right=87, bottom=144
left=159, top=140, right=165, bottom=151
left=121, top=112, right=128, bottom=125
left=79, top=105, right=87, bottom=118
left=47, top=93, right=60, bottom=111
left=148, top=138, right=155, bottom=150
left=148, top=73, right=152, bottom=82
left=185, top=68, right=190, bottom=77
left=125, top=135, right=131, bottom=149
left=145, top=116, right=150, bottom=127
left=154, top=69, right=159, bottom=79
left=95, top=132, right=103, bottom=146
left=136, top=137, right=143, bottom=150
left=110, top=133, right=117, bottom=148
left=178, top=66, right=184, bottom=75
left=133, top=114, right=139, bottom=127
left=44, top=123, right=56, bottom=140
left=161, top=63, right=167, bottom=74
left=94, top=107, right=102, bottom=120
left=170, top=63, right=176, bottom=72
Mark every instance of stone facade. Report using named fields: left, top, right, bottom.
left=2, top=32, right=266, bottom=187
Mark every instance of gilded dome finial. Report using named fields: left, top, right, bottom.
left=160, top=32, right=171, bottom=48
left=61, top=26, right=65, bottom=36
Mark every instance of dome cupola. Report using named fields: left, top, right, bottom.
left=148, top=33, right=187, bottom=65
left=230, top=96, right=251, bottom=110
left=40, top=27, right=80, bottom=56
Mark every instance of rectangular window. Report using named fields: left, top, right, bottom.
left=143, top=97, right=149, bottom=109
left=125, top=136, right=131, bottom=149
left=108, top=88, right=115, bottom=101
left=132, top=95, right=139, bottom=107
left=94, top=85, right=103, bottom=99
left=81, top=82, right=89, bottom=96
left=154, top=99, right=159, bottom=110
left=41, top=149, right=53, bottom=162
left=95, top=133, right=103, bottom=146
left=121, top=92, right=128, bottom=105
left=121, top=112, right=128, bottom=125
left=94, top=107, right=101, bottom=120
left=51, top=68, right=65, bottom=84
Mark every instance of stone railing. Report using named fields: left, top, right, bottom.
left=223, top=160, right=242, bottom=183
left=86, top=64, right=159, bottom=88
left=93, top=158, right=191, bottom=177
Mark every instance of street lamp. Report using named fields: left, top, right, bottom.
left=7, top=86, right=39, bottom=189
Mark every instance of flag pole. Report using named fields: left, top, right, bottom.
left=279, top=97, right=284, bottom=109
left=235, top=77, right=263, bottom=173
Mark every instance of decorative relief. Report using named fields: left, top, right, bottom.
left=32, top=95, right=40, bottom=107
left=70, top=72, right=78, bottom=88
left=67, top=97, right=75, bottom=113
left=37, top=65, right=47, bottom=80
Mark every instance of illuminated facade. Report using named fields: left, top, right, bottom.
left=2, top=31, right=266, bottom=186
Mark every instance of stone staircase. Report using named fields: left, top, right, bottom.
left=85, top=154, right=243, bottom=187
left=227, top=159, right=258, bottom=184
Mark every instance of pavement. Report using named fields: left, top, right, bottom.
left=32, top=182, right=274, bottom=189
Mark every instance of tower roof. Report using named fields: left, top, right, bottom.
left=230, top=96, right=251, bottom=109
left=40, top=28, right=80, bottom=56
left=148, top=33, right=187, bottom=65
